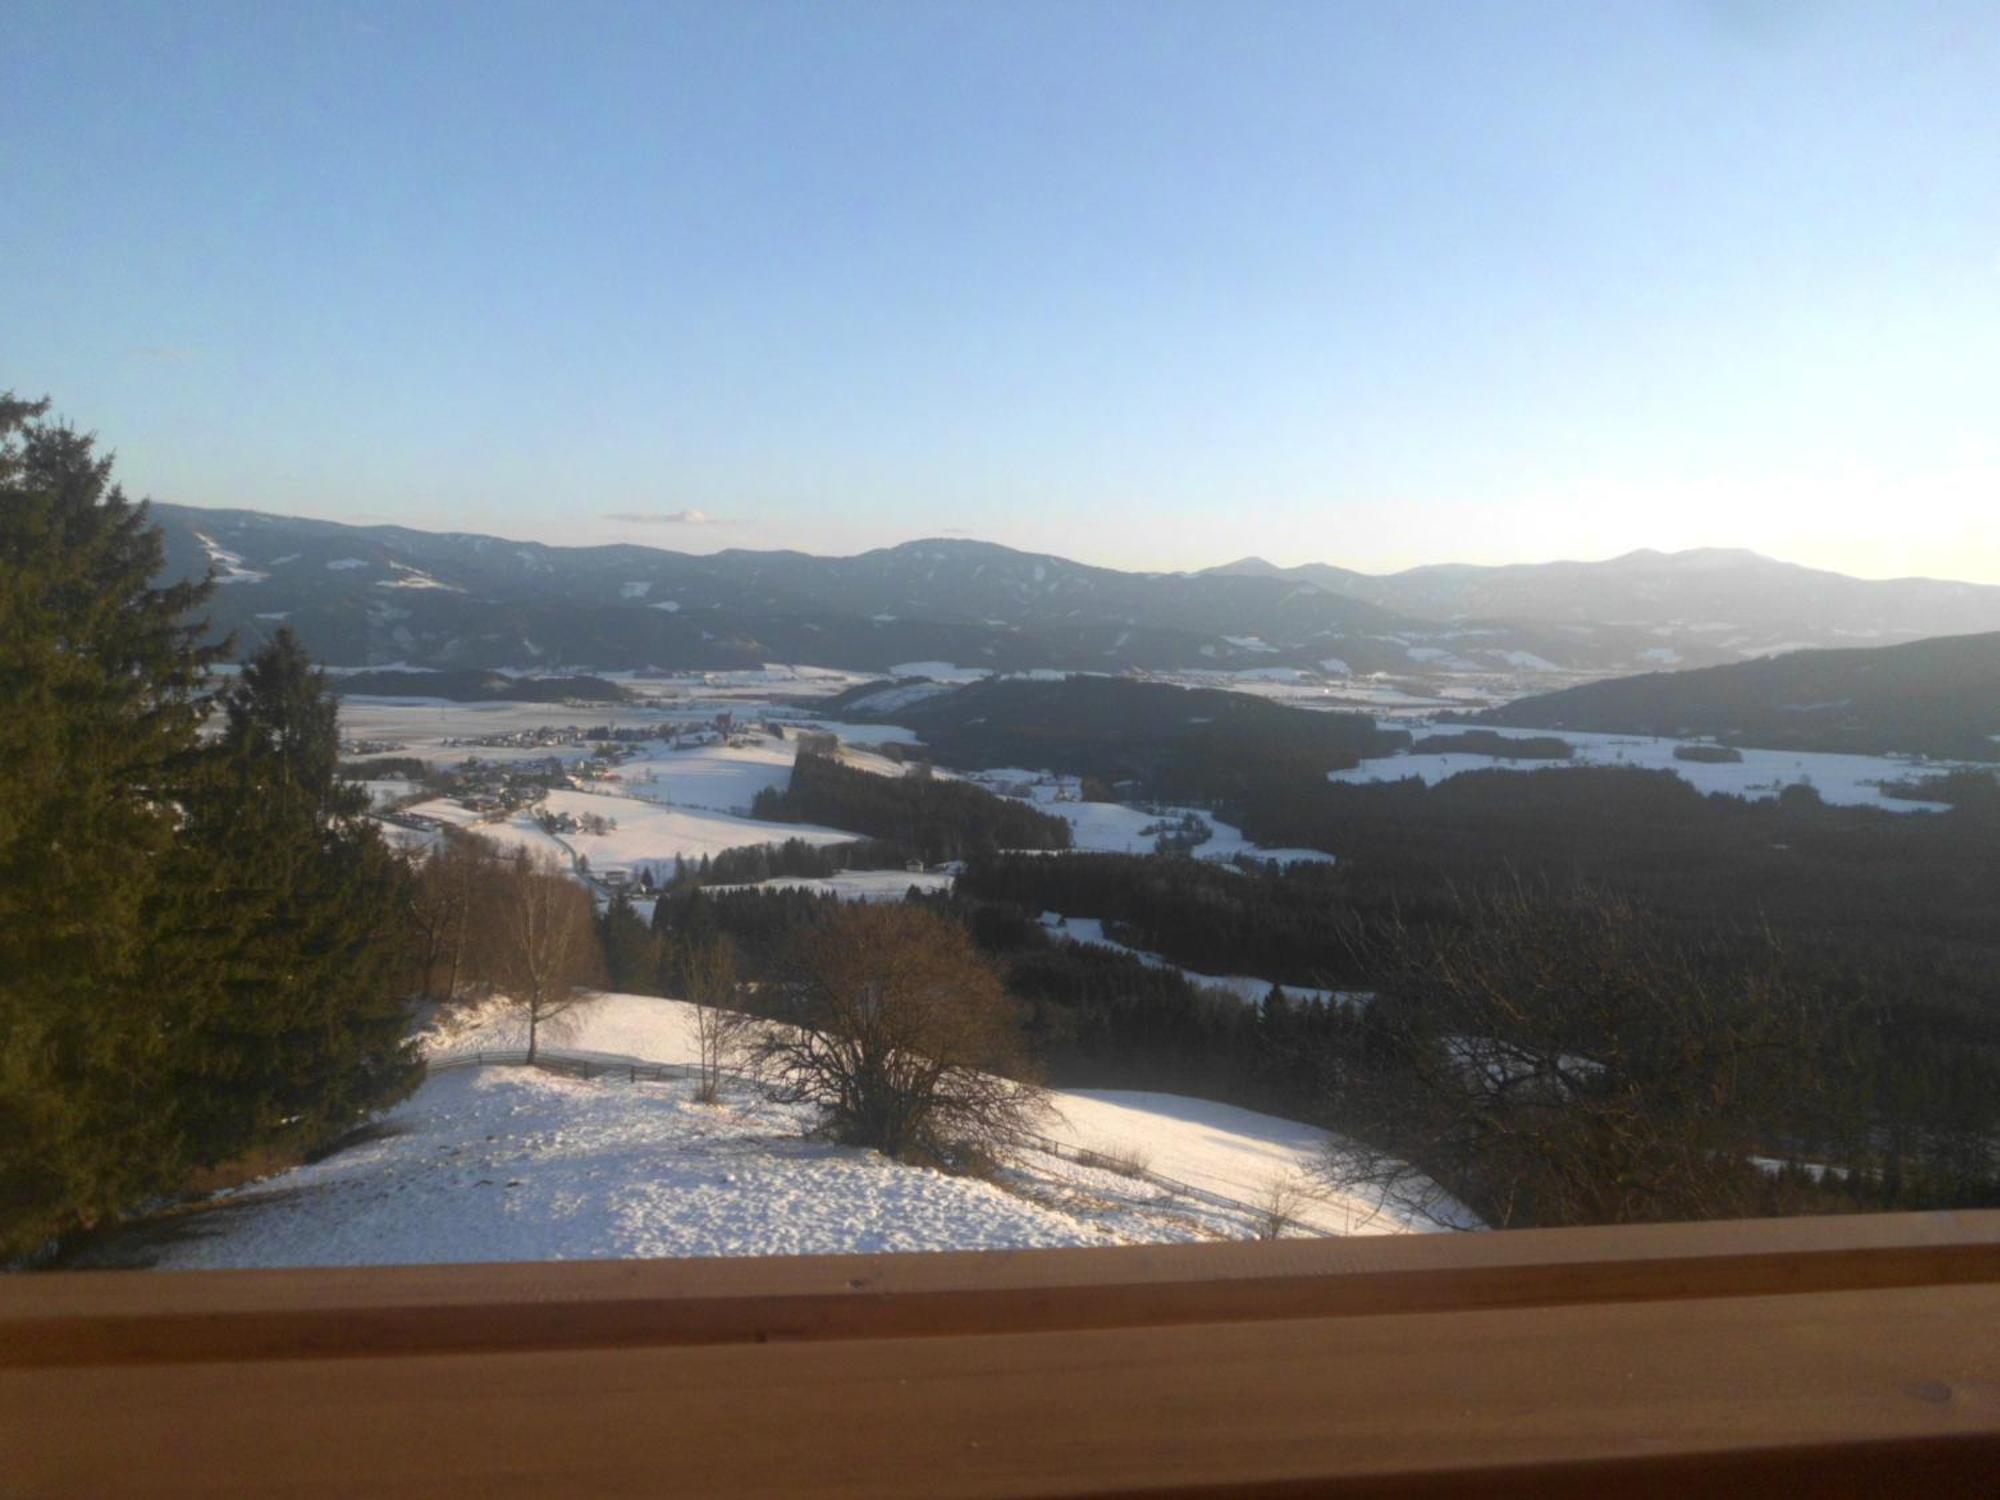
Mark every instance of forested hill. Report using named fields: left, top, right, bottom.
left=830, top=675, right=1408, bottom=800
left=331, top=669, right=635, bottom=703
left=1476, top=631, right=2000, bottom=760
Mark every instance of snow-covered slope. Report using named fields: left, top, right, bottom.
left=112, top=994, right=1458, bottom=1268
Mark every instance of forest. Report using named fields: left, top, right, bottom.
left=1476, top=628, right=2000, bottom=760
left=750, top=749, right=1072, bottom=861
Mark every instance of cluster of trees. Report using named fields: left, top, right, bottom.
left=411, top=838, right=605, bottom=1060
left=1317, top=886, right=1836, bottom=1229
left=1, top=397, right=421, bottom=1259
left=1407, top=730, right=1572, bottom=760
left=960, top=853, right=1360, bottom=988
left=665, top=836, right=910, bottom=890
left=751, top=750, right=1071, bottom=862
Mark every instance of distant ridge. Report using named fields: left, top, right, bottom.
left=149, top=502, right=2000, bottom=677
left=1477, top=629, right=2000, bottom=761
left=1202, top=546, right=2000, bottom=649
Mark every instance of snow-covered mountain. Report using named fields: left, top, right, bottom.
left=1207, top=548, right=2000, bottom=659
left=149, top=504, right=2000, bottom=678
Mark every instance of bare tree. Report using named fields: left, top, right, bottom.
left=753, top=903, right=1044, bottom=1165
left=485, top=848, right=603, bottom=1062
left=676, top=933, right=748, bottom=1104
left=410, top=831, right=501, bottom=1001
left=1316, top=883, right=1828, bottom=1230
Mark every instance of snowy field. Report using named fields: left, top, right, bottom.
left=1328, top=724, right=1955, bottom=812
left=959, top=769, right=1334, bottom=867
left=107, top=994, right=1456, bottom=1269
left=602, top=740, right=805, bottom=815
left=404, top=789, right=856, bottom=880
left=336, top=696, right=916, bottom=773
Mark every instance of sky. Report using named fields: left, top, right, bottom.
left=4, top=1, right=1997, bottom=581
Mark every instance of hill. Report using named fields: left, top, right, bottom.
left=69, top=993, right=1450, bottom=1267
left=332, top=669, right=636, bottom=703
left=828, top=674, right=1409, bottom=800
left=1475, top=631, right=2000, bottom=760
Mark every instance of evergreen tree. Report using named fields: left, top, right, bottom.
left=599, top=890, right=661, bottom=994
left=0, top=395, right=222, bottom=1256
left=156, top=630, right=421, bottom=1164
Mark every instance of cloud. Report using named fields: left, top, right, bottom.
left=604, top=509, right=719, bottom=526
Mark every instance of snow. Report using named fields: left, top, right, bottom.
left=112, top=993, right=1456, bottom=1268
left=608, top=741, right=806, bottom=815
left=421, top=788, right=861, bottom=880
left=192, top=531, right=269, bottom=585
left=404, top=799, right=572, bottom=862
left=1328, top=724, right=1956, bottom=813
left=619, top=581, right=651, bottom=598
left=130, top=1066, right=1113, bottom=1267
left=548, top=792, right=856, bottom=880
left=887, top=661, right=991, bottom=683
left=841, top=681, right=956, bottom=714
left=325, top=557, right=370, bottom=570
left=972, top=780, right=1333, bottom=868
left=376, top=563, right=461, bottom=591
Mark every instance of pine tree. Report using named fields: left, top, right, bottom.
left=598, top=890, right=661, bottom=994
left=0, top=395, right=222, bottom=1257
left=156, top=630, right=421, bottom=1164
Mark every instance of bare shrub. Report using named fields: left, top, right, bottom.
left=1253, top=1170, right=1314, bottom=1240
left=753, top=903, right=1044, bottom=1165
left=1075, top=1144, right=1151, bottom=1179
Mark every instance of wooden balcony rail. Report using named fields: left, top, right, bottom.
left=4, top=1210, right=1997, bottom=1496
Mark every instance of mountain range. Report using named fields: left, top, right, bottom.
left=150, top=504, right=2000, bottom=680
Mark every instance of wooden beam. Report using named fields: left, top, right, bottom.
left=5, top=1283, right=1997, bottom=1496
left=6, top=1210, right=1997, bottom=1367
left=4, top=1213, right=1997, bottom=1496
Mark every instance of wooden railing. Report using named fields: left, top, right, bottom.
left=4, top=1211, right=1997, bottom=1495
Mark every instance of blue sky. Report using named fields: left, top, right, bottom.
left=5, top=1, right=1996, bottom=579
